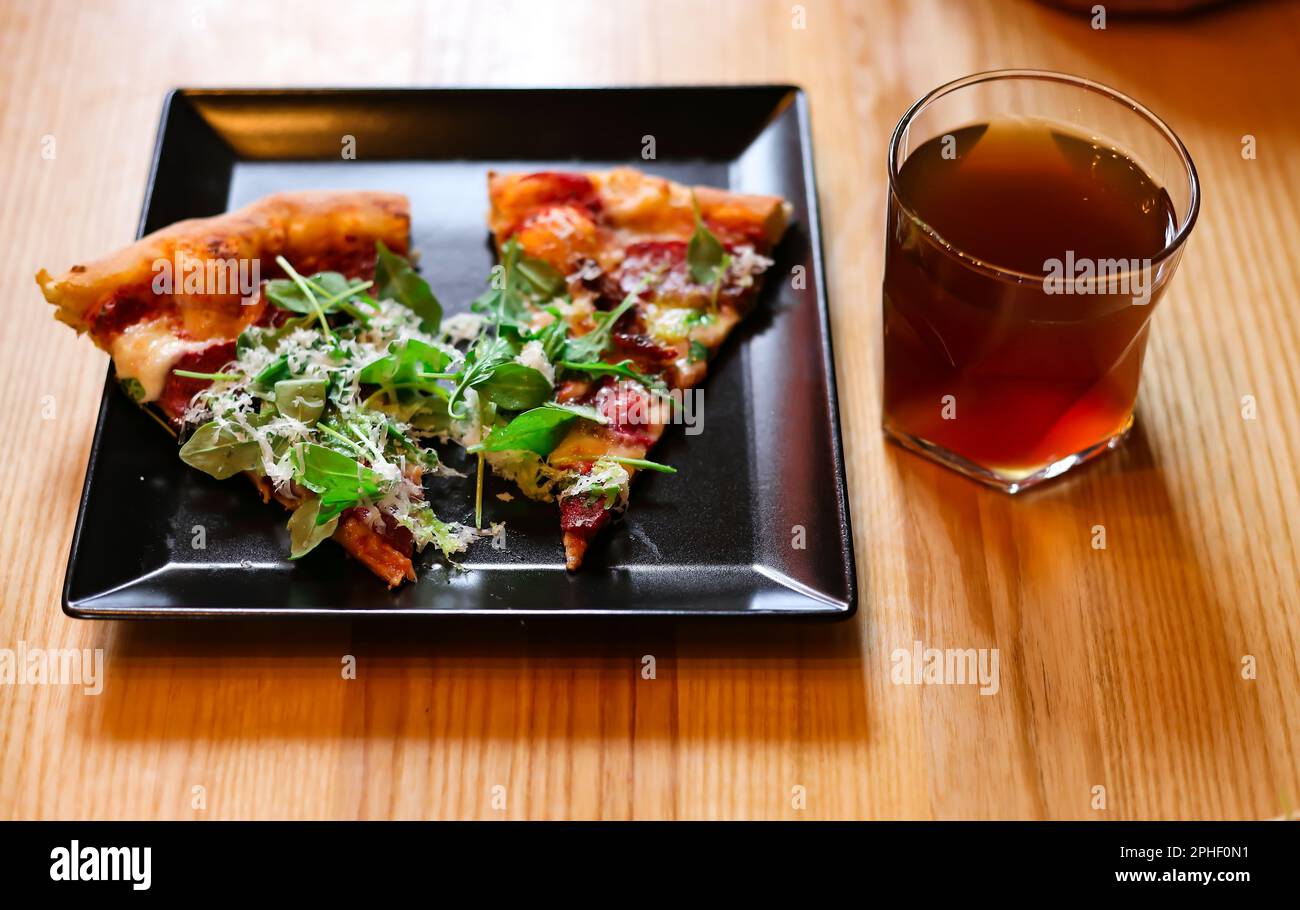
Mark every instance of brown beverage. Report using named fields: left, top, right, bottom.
left=883, top=117, right=1179, bottom=485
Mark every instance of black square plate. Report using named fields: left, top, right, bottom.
left=63, top=87, right=856, bottom=619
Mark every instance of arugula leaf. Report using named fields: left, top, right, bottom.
left=530, top=308, right=569, bottom=363
left=477, top=362, right=552, bottom=411
left=294, top=443, right=383, bottom=523
left=375, top=241, right=442, bottom=332
left=178, top=420, right=263, bottom=480
left=273, top=378, right=327, bottom=424
left=471, top=238, right=566, bottom=332
left=687, top=200, right=729, bottom=287
left=287, top=494, right=340, bottom=559
left=357, top=338, right=451, bottom=389
left=543, top=400, right=607, bottom=424
left=369, top=387, right=452, bottom=436
left=119, top=377, right=146, bottom=402
left=562, top=278, right=649, bottom=364
left=265, top=269, right=374, bottom=322
left=447, top=334, right=516, bottom=419
left=467, top=401, right=607, bottom=457
left=515, top=252, right=565, bottom=298
left=558, top=358, right=664, bottom=389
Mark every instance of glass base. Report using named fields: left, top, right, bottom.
left=882, top=415, right=1134, bottom=494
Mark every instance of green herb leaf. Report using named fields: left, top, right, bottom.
left=606, top=455, right=677, bottom=474
left=687, top=200, right=728, bottom=287
left=172, top=369, right=241, bottom=382
left=447, top=334, right=516, bottom=419
left=478, top=362, right=552, bottom=411
left=273, top=378, right=327, bottom=424
left=119, top=377, right=146, bottom=402
left=265, top=269, right=372, bottom=317
left=530, top=309, right=570, bottom=363
left=237, top=313, right=315, bottom=356
left=688, top=340, right=709, bottom=364
left=563, top=277, right=650, bottom=364
left=178, top=420, right=263, bottom=480
left=559, top=358, right=664, bottom=389
left=390, top=499, right=472, bottom=560
left=375, top=241, right=442, bottom=332
left=287, top=494, right=339, bottom=559
left=566, top=458, right=631, bottom=508
left=294, top=443, right=383, bottom=522
left=471, top=238, right=567, bottom=333
left=253, top=355, right=291, bottom=388
left=515, top=253, right=565, bottom=298
left=467, top=401, right=606, bottom=457
left=357, top=338, right=451, bottom=389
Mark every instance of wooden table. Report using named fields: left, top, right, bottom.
left=1, top=0, right=1296, bottom=820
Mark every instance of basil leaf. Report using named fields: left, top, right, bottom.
left=688, top=207, right=728, bottom=286
left=178, top=420, right=263, bottom=480
left=294, top=443, right=383, bottom=522
left=468, top=402, right=606, bottom=457
left=273, top=378, right=327, bottom=424
left=447, top=334, right=516, bottom=419
left=375, top=241, right=441, bottom=332
left=287, top=494, right=339, bottom=558
left=478, top=362, right=552, bottom=411
left=358, top=338, right=451, bottom=388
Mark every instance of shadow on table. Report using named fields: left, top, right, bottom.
left=88, top=597, right=872, bottom=745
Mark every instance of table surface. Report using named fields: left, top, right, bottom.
left=1, top=0, right=1296, bottom=820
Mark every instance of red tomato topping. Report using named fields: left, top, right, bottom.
left=156, top=340, right=237, bottom=422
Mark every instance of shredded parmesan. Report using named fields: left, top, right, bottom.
left=515, top=339, right=555, bottom=386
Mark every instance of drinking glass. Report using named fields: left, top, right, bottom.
left=882, top=70, right=1200, bottom=492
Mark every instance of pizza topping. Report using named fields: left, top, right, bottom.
left=515, top=339, right=556, bottom=386
left=110, top=317, right=215, bottom=403
left=590, top=379, right=658, bottom=446
left=558, top=494, right=611, bottom=533
left=157, top=340, right=239, bottom=419
left=172, top=244, right=476, bottom=563
left=560, top=457, right=631, bottom=511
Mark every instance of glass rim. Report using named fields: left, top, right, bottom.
left=887, top=69, right=1201, bottom=285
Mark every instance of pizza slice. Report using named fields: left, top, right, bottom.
left=39, top=191, right=477, bottom=586
left=470, top=168, right=792, bottom=569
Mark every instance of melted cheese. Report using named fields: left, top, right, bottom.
left=109, top=318, right=210, bottom=402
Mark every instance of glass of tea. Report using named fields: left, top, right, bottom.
left=882, top=70, right=1200, bottom=492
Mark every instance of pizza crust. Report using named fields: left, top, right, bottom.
left=36, top=190, right=410, bottom=345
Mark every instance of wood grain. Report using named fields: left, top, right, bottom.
left=0, top=0, right=1296, bottom=820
